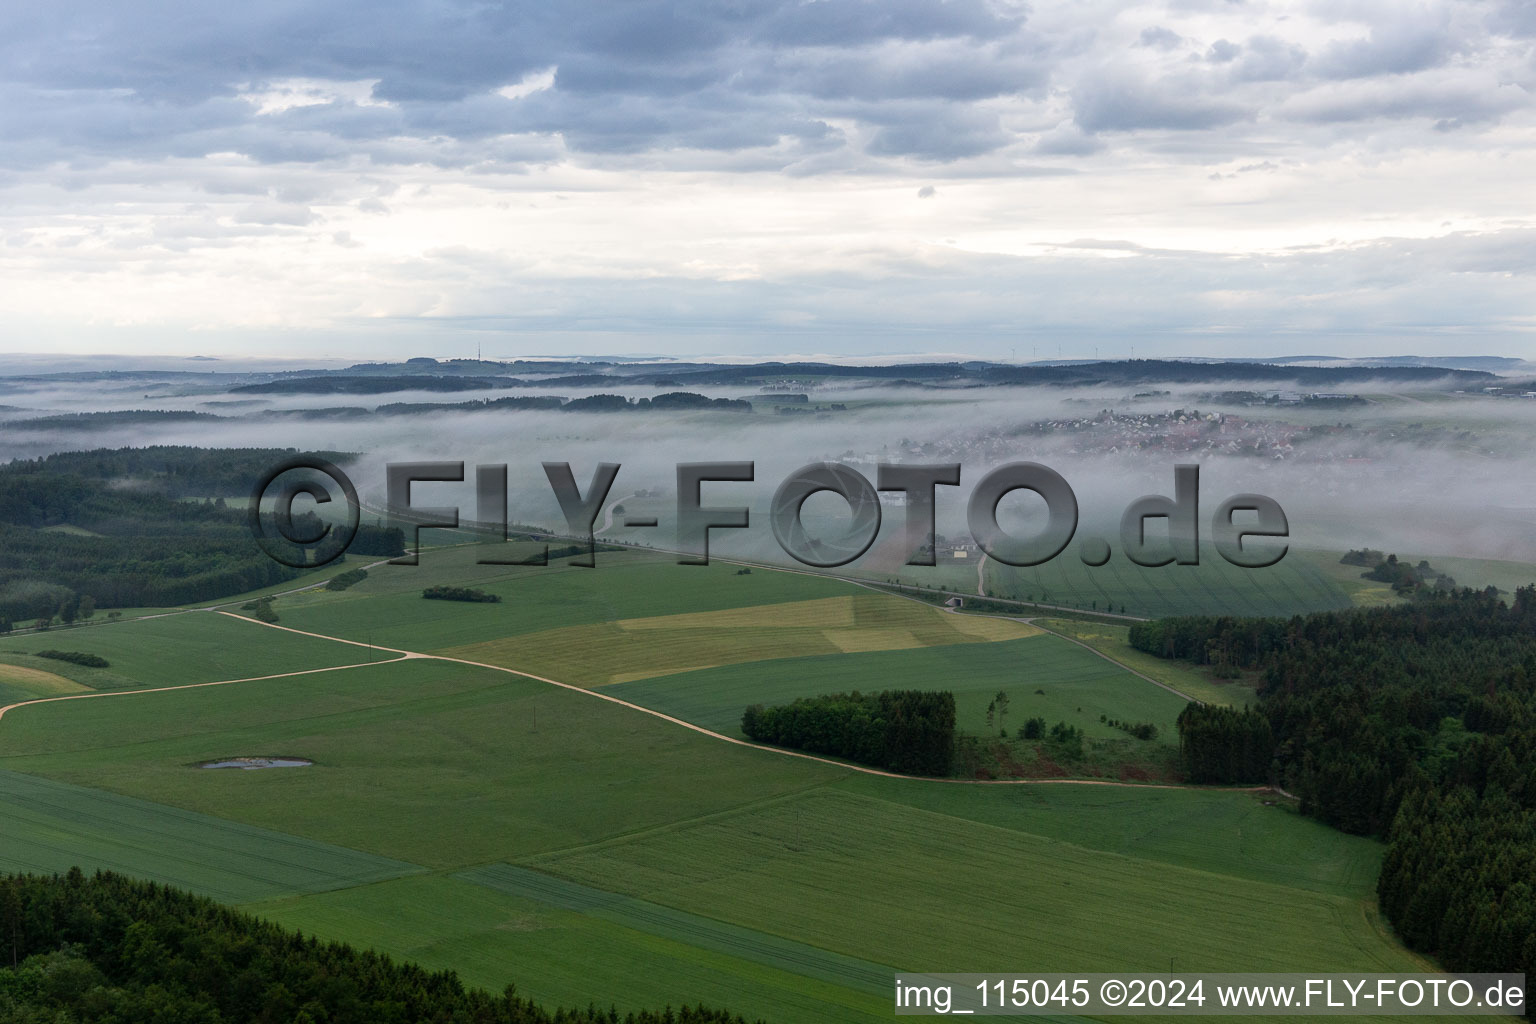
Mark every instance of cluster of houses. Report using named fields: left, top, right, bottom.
left=1474, top=385, right=1536, bottom=399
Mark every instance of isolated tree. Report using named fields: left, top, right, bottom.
left=993, top=691, right=1010, bottom=735
left=79, top=595, right=95, bottom=619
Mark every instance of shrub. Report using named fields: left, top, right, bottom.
left=34, top=650, right=109, bottom=668
left=422, top=585, right=501, bottom=603
left=326, top=568, right=369, bottom=591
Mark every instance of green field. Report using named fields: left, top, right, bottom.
left=271, top=548, right=856, bottom=651
left=446, top=592, right=1040, bottom=687
left=0, top=545, right=1438, bottom=1023
left=0, top=610, right=376, bottom=693
left=981, top=544, right=1354, bottom=619
left=608, top=632, right=1188, bottom=745
left=0, top=768, right=420, bottom=903
left=1035, top=618, right=1260, bottom=708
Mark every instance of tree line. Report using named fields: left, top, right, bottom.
left=0, top=869, right=759, bottom=1023
left=742, top=690, right=955, bottom=776
left=422, top=586, right=502, bottom=603
left=33, top=650, right=110, bottom=668
left=1137, top=585, right=1536, bottom=985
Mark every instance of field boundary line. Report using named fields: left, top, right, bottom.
left=0, top=654, right=416, bottom=724
left=1026, top=620, right=1201, bottom=704
left=212, top=612, right=1271, bottom=793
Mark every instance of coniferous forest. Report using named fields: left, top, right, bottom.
left=1133, top=586, right=1536, bottom=982
left=741, top=690, right=956, bottom=775
left=0, top=870, right=759, bottom=1024
left=0, top=447, right=403, bottom=617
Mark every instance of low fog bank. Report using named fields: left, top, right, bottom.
left=2, top=374, right=1533, bottom=566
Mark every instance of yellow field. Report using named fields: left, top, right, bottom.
left=0, top=660, right=91, bottom=696
left=442, top=594, right=1041, bottom=686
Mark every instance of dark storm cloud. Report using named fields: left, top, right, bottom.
left=1, top=0, right=1533, bottom=171
left=0, top=0, right=1038, bottom=168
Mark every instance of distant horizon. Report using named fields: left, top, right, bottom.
left=0, top=349, right=1533, bottom=377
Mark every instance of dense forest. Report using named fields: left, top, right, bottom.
left=0, top=870, right=759, bottom=1023
left=742, top=690, right=955, bottom=775
left=0, top=447, right=403, bottom=617
left=1172, top=704, right=1273, bottom=784
left=1133, top=587, right=1536, bottom=983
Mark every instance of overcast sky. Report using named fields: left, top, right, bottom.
left=1, top=0, right=1533, bottom=362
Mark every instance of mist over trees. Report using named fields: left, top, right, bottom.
left=0, top=447, right=402, bottom=615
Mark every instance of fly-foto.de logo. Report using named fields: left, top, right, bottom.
left=249, top=458, right=1289, bottom=572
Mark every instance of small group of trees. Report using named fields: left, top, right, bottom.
left=422, top=586, right=501, bottom=603
left=1340, top=549, right=1457, bottom=592
left=1101, top=716, right=1159, bottom=741
left=241, top=596, right=280, bottom=623
left=33, top=650, right=109, bottom=668
left=325, top=568, right=369, bottom=591
left=52, top=593, right=95, bottom=625
left=1045, top=720, right=1085, bottom=758
left=742, top=690, right=956, bottom=776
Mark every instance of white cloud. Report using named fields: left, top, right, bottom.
left=238, top=78, right=392, bottom=116
left=1, top=0, right=1534, bottom=358
left=496, top=68, right=558, bottom=102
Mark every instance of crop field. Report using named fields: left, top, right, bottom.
left=443, top=593, right=1041, bottom=686
left=0, top=653, right=848, bottom=869
left=607, top=632, right=1187, bottom=743
left=246, top=872, right=904, bottom=1024
left=1035, top=618, right=1260, bottom=708
left=982, top=544, right=1354, bottom=619
left=271, top=547, right=854, bottom=650
left=520, top=787, right=1419, bottom=975
left=0, top=551, right=1434, bottom=1023
left=0, top=610, right=373, bottom=692
left=0, top=661, right=89, bottom=703
left=0, top=768, right=420, bottom=903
